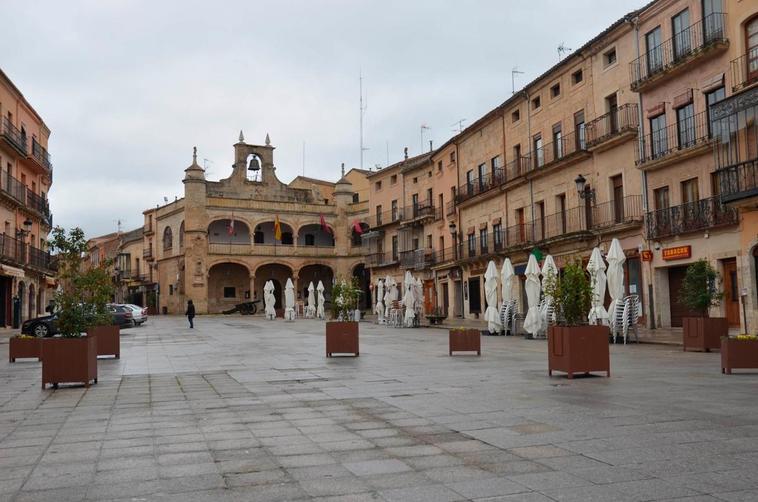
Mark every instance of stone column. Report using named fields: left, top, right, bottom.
left=249, top=275, right=256, bottom=301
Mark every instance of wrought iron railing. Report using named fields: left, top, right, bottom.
left=28, top=246, right=52, bottom=271
left=0, top=233, right=26, bottom=264
left=630, top=13, right=727, bottom=88
left=591, top=195, right=644, bottom=228
left=730, top=50, right=758, bottom=93
left=717, top=158, right=758, bottom=203
left=636, top=109, right=710, bottom=165
left=531, top=130, right=586, bottom=172
left=367, top=207, right=404, bottom=228
left=0, top=170, right=26, bottom=203
left=404, top=199, right=436, bottom=220
left=646, top=195, right=737, bottom=239
left=456, top=168, right=505, bottom=204
left=446, top=200, right=456, bottom=216
left=31, top=138, right=52, bottom=172
left=1, top=117, right=27, bottom=154
left=585, top=104, right=639, bottom=148
left=366, top=252, right=397, bottom=267
left=506, top=155, right=532, bottom=181
left=399, top=249, right=436, bottom=270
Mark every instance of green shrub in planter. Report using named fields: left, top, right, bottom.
left=678, top=259, right=722, bottom=317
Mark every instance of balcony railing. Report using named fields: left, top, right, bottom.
left=630, top=13, right=727, bottom=90
left=366, top=252, right=397, bottom=267
left=31, top=138, right=53, bottom=172
left=590, top=195, right=644, bottom=228
left=730, top=50, right=758, bottom=93
left=431, top=245, right=461, bottom=265
left=207, top=242, right=352, bottom=257
left=456, top=168, right=505, bottom=204
left=717, top=158, right=758, bottom=204
left=0, top=170, right=27, bottom=204
left=506, top=155, right=532, bottom=181
left=399, top=249, right=436, bottom=270
left=646, top=195, right=737, bottom=239
left=367, top=207, right=404, bottom=228
left=0, top=233, right=26, bottom=265
left=404, top=199, right=436, bottom=221
left=446, top=200, right=456, bottom=216
left=585, top=104, right=639, bottom=149
left=531, top=130, right=587, bottom=172
left=28, top=246, right=52, bottom=271
left=636, top=110, right=710, bottom=166
left=1, top=117, right=27, bottom=155
left=143, top=248, right=154, bottom=259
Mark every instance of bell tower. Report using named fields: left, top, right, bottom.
left=233, top=131, right=278, bottom=185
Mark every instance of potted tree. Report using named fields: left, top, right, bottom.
left=449, top=326, right=480, bottom=356
left=680, top=259, right=726, bottom=352
left=41, top=227, right=112, bottom=389
left=326, top=278, right=360, bottom=357
left=9, top=334, right=42, bottom=362
left=84, top=266, right=121, bottom=359
left=545, top=260, right=610, bottom=379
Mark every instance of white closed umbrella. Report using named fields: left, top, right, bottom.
left=390, top=277, right=399, bottom=303
left=414, top=277, right=424, bottom=314
left=306, top=282, right=316, bottom=318
left=523, top=254, right=542, bottom=335
left=383, top=275, right=393, bottom=318
left=403, top=272, right=415, bottom=327
left=316, top=280, right=325, bottom=319
left=541, top=255, right=558, bottom=326
left=264, top=280, right=276, bottom=320
left=607, top=238, right=626, bottom=324
left=587, top=247, right=609, bottom=325
left=375, top=279, right=385, bottom=323
left=484, top=260, right=501, bottom=334
left=284, top=278, right=295, bottom=321
left=501, top=258, right=514, bottom=304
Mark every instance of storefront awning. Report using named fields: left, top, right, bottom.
left=0, top=265, right=25, bottom=278
left=44, top=276, right=57, bottom=287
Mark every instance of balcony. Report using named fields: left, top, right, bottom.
left=0, top=233, right=26, bottom=266
left=143, top=248, right=154, bottom=260
left=645, top=196, right=737, bottom=240
left=456, top=168, right=505, bottom=205
left=445, top=200, right=456, bottom=217
left=636, top=110, right=711, bottom=169
left=367, top=208, right=404, bottom=229
left=730, top=50, right=758, bottom=93
left=28, top=246, right=53, bottom=272
left=630, top=13, right=728, bottom=91
left=717, top=158, right=758, bottom=205
left=529, top=130, right=589, bottom=176
left=207, top=242, right=353, bottom=257
left=30, top=138, right=53, bottom=174
left=430, top=245, right=460, bottom=266
left=366, top=252, right=398, bottom=268
left=505, top=155, right=532, bottom=182
left=402, top=199, right=436, bottom=224
left=0, top=170, right=26, bottom=205
left=585, top=104, right=639, bottom=151
left=0, top=118, right=27, bottom=156
left=399, top=249, right=436, bottom=270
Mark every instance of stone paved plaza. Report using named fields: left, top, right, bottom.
left=1, top=317, right=757, bottom=502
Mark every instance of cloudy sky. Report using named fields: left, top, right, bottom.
left=2, top=0, right=642, bottom=237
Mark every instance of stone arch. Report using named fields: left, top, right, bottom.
left=208, top=215, right=255, bottom=232
left=207, top=258, right=254, bottom=276
left=298, top=263, right=334, bottom=304
left=252, top=220, right=294, bottom=245
left=255, top=263, right=294, bottom=314
left=253, top=259, right=297, bottom=278
left=207, top=219, right=251, bottom=244
left=207, top=262, right=251, bottom=313
left=179, top=221, right=185, bottom=249
left=351, top=262, right=371, bottom=310
left=296, top=223, right=334, bottom=247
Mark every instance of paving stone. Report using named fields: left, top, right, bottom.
left=446, top=477, right=531, bottom=498
left=343, top=459, right=412, bottom=476
left=380, top=483, right=466, bottom=502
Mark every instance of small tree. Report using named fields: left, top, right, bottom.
left=544, top=260, right=592, bottom=327
left=678, top=259, right=722, bottom=317
left=49, top=227, right=114, bottom=337
left=330, top=278, right=360, bottom=321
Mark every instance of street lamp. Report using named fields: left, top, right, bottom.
left=16, top=219, right=32, bottom=239
left=448, top=222, right=457, bottom=260
left=575, top=174, right=596, bottom=204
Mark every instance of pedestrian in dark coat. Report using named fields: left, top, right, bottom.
left=186, top=300, right=195, bottom=328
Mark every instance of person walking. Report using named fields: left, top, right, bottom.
left=186, top=299, right=195, bottom=328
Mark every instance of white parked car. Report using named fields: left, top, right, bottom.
left=122, top=304, right=148, bottom=325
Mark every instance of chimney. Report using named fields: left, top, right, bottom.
left=429, top=140, right=433, bottom=152
left=404, top=147, right=408, bottom=160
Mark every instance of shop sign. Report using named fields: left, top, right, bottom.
left=641, top=250, right=653, bottom=262
left=662, top=245, right=691, bottom=261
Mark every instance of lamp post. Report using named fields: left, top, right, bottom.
left=448, top=221, right=457, bottom=260
left=15, top=219, right=32, bottom=263
left=575, top=174, right=595, bottom=229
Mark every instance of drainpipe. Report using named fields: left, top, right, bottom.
left=524, top=90, right=535, bottom=240
left=632, top=15, right=655, bottom=329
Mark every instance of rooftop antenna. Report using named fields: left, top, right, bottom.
left=115, top=219, right=122, bottom=233
left=420, top=124, right=430, bottom=154
left=359, top=69, right=369, bottom=169
left=511, top=67, right=524, bottom=94
left=557, top=43, right=572, bottom=61
left=451, top=119, right=466, bottom=134
left=385, top=140, right=389, bottom=166
left=302, top=141, right=306, bottom=176
left=163, top=196, right=168, bottom=204
left=203, top=158, right=214, bottom=178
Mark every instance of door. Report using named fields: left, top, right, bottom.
left=453, top=280, right=462, bottom=318
left=469, top=277, right=482, bottom=314
left=668, top=266, right=698, bottom=327
left=646, top=26, right=663, bottom=75
left=606, top=94, right=618, bottom=133
left=612, top=175, right=624, bottom=223
left=703, top=0, right=723, bottom=43
left=747, top=16, right=758, bottom=85
left=442, top=282, right=449, bottom=317
left=423, top=280, right=434, bottom=315
left=672, top=9, right=691, bottom=60
left=723, top=259, right=740, bottom=326
left=517, top=208, right=526, bottom=242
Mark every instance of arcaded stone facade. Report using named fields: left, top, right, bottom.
left=141, top=133, right=369, bottom=315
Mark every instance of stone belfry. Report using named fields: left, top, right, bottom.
left=182, top=146, right=209, bottom=312
left=232, top=130, right=280, bottom=186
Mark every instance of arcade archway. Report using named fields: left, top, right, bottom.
left=255, top=263, right=294, bottom=315
left=207, top=262, right=250, bottom=313
left=298, top=264, right=334, bottom=304
left=352, top=263, right=371, bottom=310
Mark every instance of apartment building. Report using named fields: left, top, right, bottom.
left=0, top=68, right=55, bottom=327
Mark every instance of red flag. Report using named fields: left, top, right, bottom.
left=320, top=214, right=333, bottom=235
left=227, top=218, right=235, bottom=236
left=352, top=220, right=363, bottom=235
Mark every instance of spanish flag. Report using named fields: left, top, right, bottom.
left=274, top=216, right=282, bottom=241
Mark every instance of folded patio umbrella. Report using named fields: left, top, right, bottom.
left=523, top=254, right=543, bottom=335
left=541, top=255, right=558, bottom=325
left=284, top=278, right=295, bottom=321
left=383, top=275, right=393, bottom=318
left=403, top=272, right=415, bottom=327
left=316, top=281, right=326, bottom=319
left=606, top=238, right=626, bottom=327
left=375, top=279, right=384, bottom=322
left=587, top=247, right=609, bottom=325
left=484, top=260, right=501, bottom=334
left=264, top=280, right=276, bottom=320
left=306, top=282, right=316, bottom=318
left=414, top=277, right=424, bottom=313
left=501, top=258, right=514, bottom=305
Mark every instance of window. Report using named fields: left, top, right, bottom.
left=574, top=110, right=586, bottom=150
left=672, top=9, right=691, bottom=61
left=649, top=113, right=668, bottom=158
left=169, top=284, right=174, bottom=295
left=412, top=193, right=419, bottom=215
left=493, top=223, right=502, bottom=250
left=375, top=181, right=382, bottom=191
left=412, top=238, right=419, bottom=250
left=438, top=193, right=444, bottom=215
left=676, top=103, right=696, bottom=148
left=654, top=186, right=670, bottom=210
left=450, top=151, right=456, bottom=163
left=391, top=235, right=398, bottom=260
left=223, top=287, right=236, bottom=298
left=305, top=234, right=315, bottom=246
left=466, top=170, right=474, bottom=195
left=479, top=228, right=488, bottom=254
left=552, top=123, right=563, bottom=159
left=513, top=144, right=522, bottom=175
left=391, top=200, right=398, bottom=221
left=375, top=205, right=382, bottom=225
left=254, top=229, right=263, bottom=243
left=603, top=48, right=617, bottom=67
left=491, top=156, right=502, bottom=181
left=477, top=163, right=487, bottom=189
left=703, top=0, right=723, bottom=43
left=512, top=109, right=520, bottom=123
left=439, top=236, right=445, bottom=253
left=705, top=86, right=725, bottom=133
left=467, top=233, right=476, bottom=257
left=162, top=227, right=173, bottom=250
left=413, top=177, right=418, bottom=184
left=426, top=188, right=432, bottom=205
left=571, top=69, right=583, bottom=84
left=390, top=174, right=397, bottom=184
left=536, top=201, right=545, bottom=240
left=426, top=234, right=432, bottom=249
left=281, top=232, right=293, bottom=245
left=550, top=83, right=560, bottom=98
left=711, top=172, right=721, bottom=197
left=681, top=178, right=699, bottom=204
left=646, top=26, right=663, bottom=74
left=654, top=186, right=670, bottom=233
left=179, top=221, right=184, bottom=249
left=437, top=161, right=442, bottom=172
left=428, top=171, right=432, bottom=178
left=556, top=194, right=567, bottom=233
left=748, top=16, right=758, bottom=86
left=352, top=193, right=359, bottom=203
left=531, top=96, right=541, bottom=110
left=533, top=134, right=544, bottom=168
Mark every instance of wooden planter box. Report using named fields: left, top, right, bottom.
left=721, top=337, right=758, bottom=374
left=326, top=321, right=359, bottom=357
left=41, top=336, right=98, bottom=389
left=548, top=325, right=610, bottom=379
left=87, top=325, right=120, bottom=358
left=449, top=329, right=481, bottom=356
left=683, top=317, right=727, bottom=352
left=9, top=337, right=42, bottom=362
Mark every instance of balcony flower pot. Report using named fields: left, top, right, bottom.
left=87, top=325, right=120, bottom=358
left=41, top=336, right=97, bottom=389
left=449, top=328, right=481, bottom=356
left=548, top=325, right=610, bottom=378
left=9, top=336, right=42, bottom=362
left=326, top=321, right=359, bottom=357
left=721, top=336, right=758, bottom=374
left=682, top=317, right=727, bottom=352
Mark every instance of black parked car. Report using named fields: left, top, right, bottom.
left=22, top=305, right=134, bottom=337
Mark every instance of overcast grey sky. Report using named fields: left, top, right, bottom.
left=2, top=0, right=642, bottom=237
